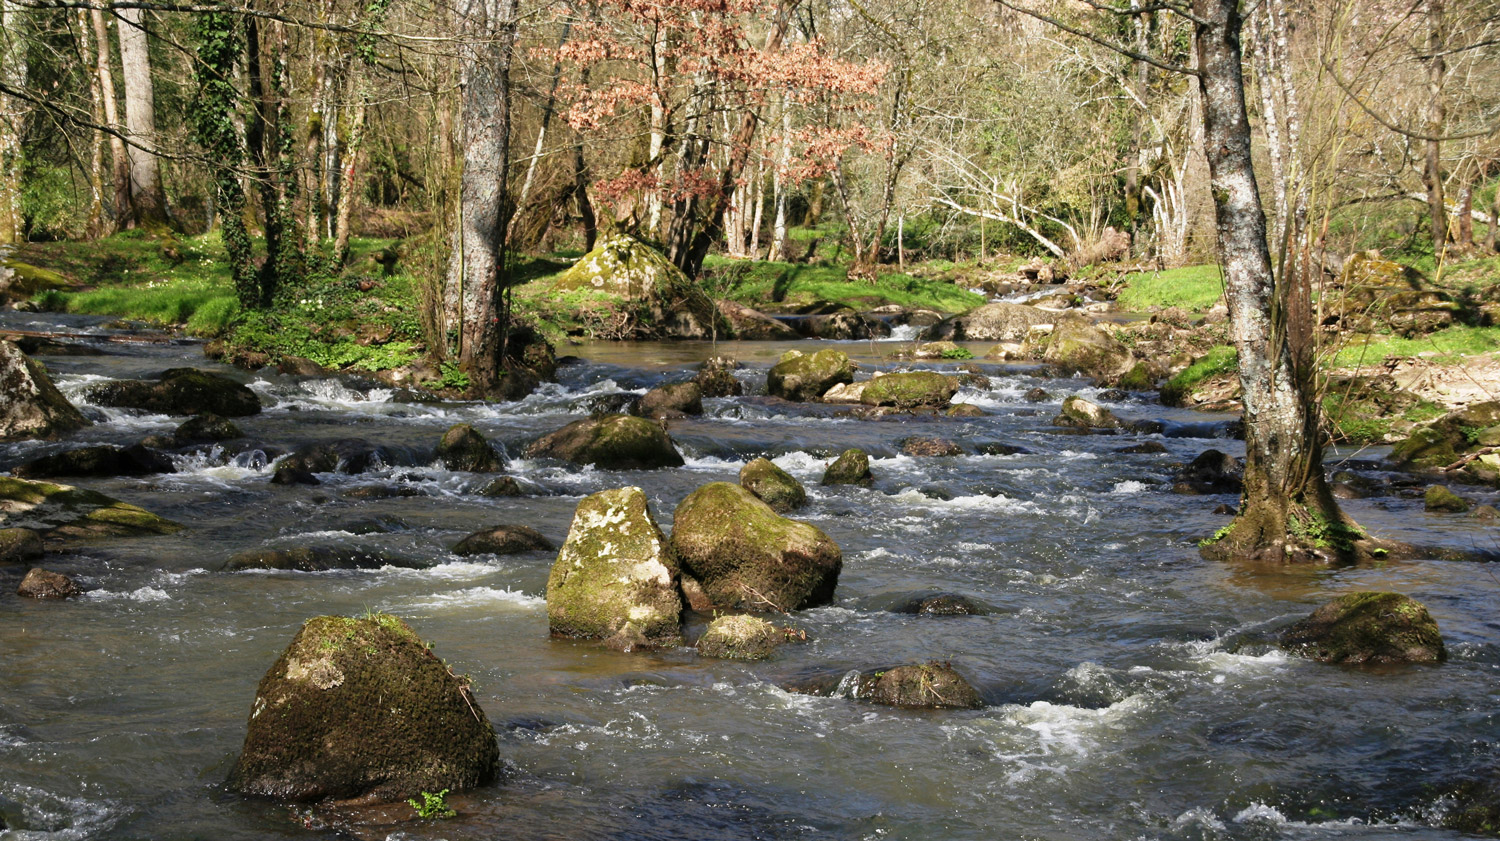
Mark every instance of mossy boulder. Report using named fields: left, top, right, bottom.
left=545, top=233, right=724, bottom=339
left=1425, top=485, right=1471, bottom=513
left=1117, top=361, right=1155, bottom=391
left=1280, top=592, right=1446, bottom=664
left=635, top=382, right=703, bottom=418
left=0, top=477, right=181, bottom=541
left=889, top=593, right=992, bottom=616
left=227, top=613, right=499, bottom=802
left=766, top=349, right=855, bottom=402
left=858, top=372, right=960, bottom=410
left=85, top=367, right=261, bottom=417
left=173, top=413, right=243, bottom=443
left=822, top=448, right=873, bottom=486
left=452, top=525, right=554, bottom=556
left=547, top=487, right=682, bottom=648
left=739, top=457, right=807, bottom=513
left=17, top=567, right=81, bottom=599
left=1332, top=253, right=1455, bottom=337
left=1391, top=401, right=1500, bottom=472
left=525, top=414, right=684, bottom=469
left=1054, top=396, right=1121, bottom=429
left=925, top=302, right=1053, bottom=342
left=0, top=258, right=69, bottom=305
left=857, top=662, right=983, bottom=710
left=12, top=444, right=175, bottom=480
left=1035, top=314, right=1136, bottom=382
left=437, top=424, right=503, bottom=472
left=694, top=356, right=743, bottom=397
left=223, top=547, right=426, bottom=572
left=669, top=482, right=841, bottom=612
left=696, top=615, right=787, bottom=660
left=0, top=527, right=44, bottom=564
left=0, top=340, right=90, bottom=441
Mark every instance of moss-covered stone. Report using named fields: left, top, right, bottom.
left=0, top=340, right=90, bottom=441
left=858, top=372, right=960, bottom=410
left=766, top=349, right=855, bottom=402
left=0, top=258, right=69, bottom=303
left=1117, top=361, right=1154, bottom=391
left=436, top=424, right=503, bottom=472
left=1054, top=396, right=1121, bottom=429
left=858, top=662, right=984, bottom=709
left=223, top=547, right=426, bottom=572
left=669, top=482, right=841, bottom=612
left=452, top=525, right=554, bottom=556
left=544, top=233, right=725, bottom=339
left=696, top=615, right=787, bottom=660
left=228, top=613, right=499, bottom=802
left=0, top=527, right=44, bottom=564
left=944, top=403, right=986, bottom=418
left=86, top=367, right=261, bottom=417
left=1037, top=314, right=1136, bottom=382
left=173, top=413, right=243, bottom=443
left=12, top=444, right=175, bottom=480
left=0, top=477, right=181, bottom=540
left=821, top=448, right=873, bottom=486
left=739, top=457, right=807, bottom=513
left=546, top=487, right=683, bottom=647
left=17, top=567, right=81, bottom=599
left=635, top=382, right=703, bottom=418
left=1425, top=485, right=1471, bottom=513
left=1280, top=592, right=1446, bottom=664
left=525, top=414, right=684, bottom=470
left=1390, top=401, right=1500, bottom=471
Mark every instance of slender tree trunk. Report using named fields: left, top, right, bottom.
left=1456, top=167, right=1473, bottom=249
left=333, top=92, right=366, bottom=265
left=645, top=20, right=668, bottom=238
left=749, top=154, right=764, bottom=258
left=573, top=139, right=596, bottom=251
left=191, top=4, right=255, bottom=305
left=768, top=95, right=790, bottom=261
left=1424, top=0, right=1448, bottom=259
left=1192, top=0, right=1353, bottom=563
left=91, top=8, right=130, bottom=232
left=1488, top=168, right=1499, bottom=253
left=0, top=0, right=26, bottom=244
left=78, top=9, right=106, bottom=237
left=117, top=6, right=171, bottom=229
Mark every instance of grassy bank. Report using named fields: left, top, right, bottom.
left=1114, top=264, right=1225, bottom=312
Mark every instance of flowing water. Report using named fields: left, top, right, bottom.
left=2, top=312, right=1498, bottom=841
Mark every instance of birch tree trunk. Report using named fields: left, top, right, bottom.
left=767, top=96, right=790, bottom=262
left=78, top=9, right=106, bottom=237
left=117, top=6, right=171, bottom=230
left=92, top=8, right=131, bottom=232
left=0, top=0, right=26, bottom=244
left=1423, top=0, right=1448, bottom=258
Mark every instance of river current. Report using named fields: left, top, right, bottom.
left=1, top=312, right=1497, bottom=841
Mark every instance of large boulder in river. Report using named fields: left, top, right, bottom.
left=766, top=349, right=855, bottom=402
left=859, top=372, right=960, bottom=410
left=278, top=438, right=385, bottom=475
left=0, top=527, right=44, bottom=564
left=739, top=457, right=806, bottom=513
left=0, top=477, right=181, bottom=540
left=1053, top=396, right=1121, bottom=429
left=525, top=414, right=684, bottom=469
left=452, top=525, right=554, bottom=556
left=544, top=232, right=723, bottom=339
left=546, top=487, right=683, bottom=648
left=717, top=300, right=800, bottom=341
left=12, top=444, right=175, bottom=479
left=1035, top=314, right=1136, bottom=382
left=228, top=613, right=499, bottom=802
left=696, top=615, right=787, bottom=660
left=1280, top=592, right=1445, bottom=664
left=0, top=340, right=90, bottom=441
left=436, top=423, right=503, bottom=472
left=635, top=382, right=703, bottom=418
left=223, top=547, right=425, bottom=572
left=925, top=302, right=1053, bottom=342
left=1390, top=401, right=1500, bottom=472
left=85, top=367, right=261, bottom=417
left=858, top=662, right=984, bottom=709
left=669, top=482, right=841, bottom=612
left=16, top=567, right=81, bottom=599
left=822, top=448, right=873, bottom=486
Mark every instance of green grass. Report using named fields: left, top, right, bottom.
left=706, top=256, right=985, bottom=313
left=1115, top=264, right=1226, bottom=312
left=1161, top=344, right=1237, bottom=403
left=1327, top=325, right=1500, bottom=368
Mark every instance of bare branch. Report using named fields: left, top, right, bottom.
left=991, top=0, right=1199, bottom=76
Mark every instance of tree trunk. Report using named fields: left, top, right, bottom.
left=91, top=8, right=130, bottom=233
left=117, top=6, right=171, bottom=230
left=191, top=4, right=255, bottom=306
left=333, top=92, right=366, bottom=265
left=446, top=0, right=520, bottom=396
left=1423, top=0, right=1447, bottom=259
left=1192, top=0, right=1355, bottom=563
left=79, top=9, right=106, bottom=237
left=246, top=17, right=303, bottom=306
left=768, top=95, right=790, bottom=262
left=0, top=0, right=26, bottom=244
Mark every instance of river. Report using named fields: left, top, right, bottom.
left=1, top=311, right=1496, bottom=840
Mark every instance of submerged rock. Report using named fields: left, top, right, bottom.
left=859, top=372, right=960, bottom=410
left=0, top=340, right=90, bottom=441
left=547, top=487, right=682, bottom=649
left=847, top=662, right=984, bottom=710
left=0, top=477, right=181, bottom=541
left=889, top=593, right=992, bottom=616
left=278, top=439, right=385, bottom=475
left=12, top=444, right=175, bottom=479
left=1172, top=449, right=1243, bottom=495
left=1425, top=485, right=1471, bottom=513
left=900, top=437, right=964, bottom=457
left=1280, top=592, right=1445, bottom=664
left=86, top=367, right=261, bottom=417
left=822, top=448, right=873, bottom=486
left=0, top=527, right=44, bottom=564
left=1054, top=396, right=1121, bottom=429
left=696, top=615, right=788, bottom=660
left=945, top=403, right=986, bottom=418
left=452, top=525, right=554, bottom=556
left=635, top=382, right=703, bottom=418
left=436, top=423, right=503, bottom=472
left=670, top=482, right=841, bottom=612
left=739, top=457, right=807, bottom=513
left=525, top=414, right=684, bottom=470
left=173, top=413, right=243, bottom=443
left=223, top=547, right=425, bottom=572
left=228, top=613, right=499, bottom=802
left=693, top=356, right=744, bottom=398
left=17, top=567, right=81, bottom=599
left=478, top=476, right=526, bottom=497
left=270, top=466, right=320, bottom=486
left=766, top=349, right=855, bottom=402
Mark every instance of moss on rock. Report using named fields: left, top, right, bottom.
left=1055, top=396, right=1121, bottom=429
left=739, top=457, right=807, bottom=513
left=821, top=448, right=873, bottom=486
left=859, top=372, right=960, bottom=410
left=1280, top=592, right=1446, bottom=664
left=669, top=482, right=841, bottom=612
left=0, top=477, right=182, bottom=540
left=542, top=233, right=725, bottom=339
left=1425, top=485, right=1471, bottom=513
left=766, top=349, right=855, bottom=402
left=858, top=662, right=984, bottom=709
left=228, top=613, right=499, bottom=802
left=437, top=424, right=503, bottom=472
left=525, top=414, right=684, bottom=470
left=635, top=382, right=703, bottom=418
left=696, top=615, right=786, bottom=660
left=546, top=487, right=683, bottom=647
left=86, top=367, right=261, bottom=417
left=0, top=527, right=44, bottom=564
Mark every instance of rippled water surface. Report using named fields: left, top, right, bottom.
left=2, top=313, right=1498, bottom=841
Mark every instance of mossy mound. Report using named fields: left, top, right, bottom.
left=635, top=382, right=703, bottom=418
left=546, top=487, right=683, bottom=648
left=739, top=457, right=806, bottom=513
left=766, top=349, right=855, bottom=402
left=543, top=233, right=724, bottom=339
left=437, top=424, right=503, bottom=472
left=1034, top=314, right=1136, bottom=382
left=0, top=477, right=182, bottom=540
left=669, top=482, right=841, bottom=612
left=696, top=615, right=787, bottom=660
left=857, top=662, right=984, bottom=709
left=859, top=372, right=960, bottom=410
left=0, top=340, right=90, bottom=441
left=0, top=258, right=70, bottom=304
left=452, top=525, right=554, bottom=556
left=0, top=528, right=44, bottom=564
left=223, top=547, right=426, bottom=572
left=1054, top=396, right=1121, bottom=429
left=1280, top=592, right=1446, bottom=664
left=228, top=613, right=499, bottom=802
left=822, top=448, right=873, bottom=486
left=525, top=414, right=684, bottom=470
left=1425, top=485, right=1471, bottom=513
left=85, top=367, right=261, bottom=417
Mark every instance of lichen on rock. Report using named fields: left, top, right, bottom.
left=0, top=340, right=90, bottom=441
left=739, top=457, right=806, bottom=512
left=525, top=414, right=684, bottom=470
left=696, top=614, right=788, bottom=660
left=0, top=477, right=182, bottom=541
left=1280, top=592, right=1446, bottom=664
left=766, top=349, right=855, bottom=402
